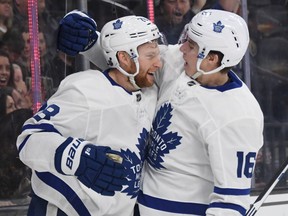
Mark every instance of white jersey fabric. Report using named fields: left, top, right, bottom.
left=17, top=69, right=157, bottom=216
left=138, top=45, right=264, bottom=215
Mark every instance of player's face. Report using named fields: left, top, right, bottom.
left=179, top=37, right=199, bottom=77
left=135, top=41, right=162, bottom=88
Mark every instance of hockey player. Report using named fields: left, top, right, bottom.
left=16, top=13, right=163, bottom=216
left=138, top=10, right=264, bottom=216
left=57, top=9, right=264, bottom=216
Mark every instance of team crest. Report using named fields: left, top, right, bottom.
left=213, top=21, right=225, bottom=33
left=147, top=103, right=182, bottom=169
left=113, top=19, right=123, bottom=29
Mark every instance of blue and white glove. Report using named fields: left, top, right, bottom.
left=57, top=10, right=98, bottom=56
left=55, top=138, right=127, bottom=196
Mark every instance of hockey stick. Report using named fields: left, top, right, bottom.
left=245, top=157, right=288, bottom=216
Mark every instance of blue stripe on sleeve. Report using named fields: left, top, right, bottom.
left=36, top=172, right=91, bottom=216
left=209, top=202, right=246, bottom=215
left=18, top=134, right=31, bottom=153
left=137, top=190, right=208, bottom=215
left=18, top=123, right=62, bottom=153
left=22, top=123, right=62, bottom=134
left=214, top=186, right=251, bottom=195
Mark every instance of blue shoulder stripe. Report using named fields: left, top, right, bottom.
left=214, top=186, right=251, bottom=195
left=209, top=202, right=246, bottom=215
left=36, top=172, right=91, bottom=216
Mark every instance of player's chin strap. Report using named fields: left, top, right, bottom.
left=191, top=58, right=226, bottom=79
left=117, top=60, right=141, bottom=90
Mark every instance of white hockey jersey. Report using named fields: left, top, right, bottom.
left=16, top=70, right=158, bottom=216
left=138, top=45, right=264, bottom=216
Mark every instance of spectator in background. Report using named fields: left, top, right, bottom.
left=0, top=28, right=24, bottom=63
left=0, top=105, right=33, bottom=200
left=13, top=0, right=59, bottom=57
left=0, top=49, right=29, bottom=109
left=15, top=25, right=30, bottom=82
left=13, top=63, right=27, bottom=97
left=13, top=63, right=32, bottom=108
left=154, top=0, right=241, bottom=44
left=0, top=89, right=16, bottom=119
left=38, top=29, right=57, bottom=98
left=37, top=0, right=59, bottom=56
left=0, top=47, right=32, bottom=202
left=191, top=0, right=207, bottom=13
left=52, top=51, right=76, bottom=87
left=154, top=0, right=199, bottom=44
left=203, top=0, right=240, bottom=13
left=0, top=49, right=14, bottom=88
left=0, top=0, right=13, bottom=40
left=12, top=0, right=28, bottom=27
left=16, top=26, right=56, bottom=101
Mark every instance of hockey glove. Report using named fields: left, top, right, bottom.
left=55, top=138, right=127, bottom=196
left=57, top=10, right=98, bottom=56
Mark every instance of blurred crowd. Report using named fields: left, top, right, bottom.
left=0, top=0, right=68, bottom=203
left=0, top=0, right=69, bottom=119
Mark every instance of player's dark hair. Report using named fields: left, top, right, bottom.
left=209, top=50, right=232, bottom=73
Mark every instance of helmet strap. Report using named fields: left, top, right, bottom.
left=191, top=58, right=226, bottom=79
left=117, top=60, right=141, bottom=90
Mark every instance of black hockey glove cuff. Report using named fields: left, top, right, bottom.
left=55, top=137, right=127, bottom=196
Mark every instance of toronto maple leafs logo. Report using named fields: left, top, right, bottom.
left=113, top=19, right=123, bottom=29
left=213, top=21, right=225, bottom=33
left=147, top=103, right=182, bottom=169
left=121, top=128, right=149, bottom=198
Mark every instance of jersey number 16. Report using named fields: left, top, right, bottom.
left=237, top=151, right=256, bottom=178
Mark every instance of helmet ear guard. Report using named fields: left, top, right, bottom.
left=185, top=9, right=250, bottom=79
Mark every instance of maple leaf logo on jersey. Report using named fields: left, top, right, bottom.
left=121, top=128, right=148, bottom=198
left=147, top=103, right=182, bottom=169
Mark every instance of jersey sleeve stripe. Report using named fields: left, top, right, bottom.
left=214, top=186, right=251, bottom=195
left=18, top=123, right=62, bottom=153
left=36, top=171, right=91, bottom=216
left=18, top=134, right=31, bottom=153
left=22, top=123, right=62, bottom=135
left=209, top=202, right=246, bottom=215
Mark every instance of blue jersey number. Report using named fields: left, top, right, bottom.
left=34, top=104, right=60, bottom=121
left=237, top=151, right=256, bottom=178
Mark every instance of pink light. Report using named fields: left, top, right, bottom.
left=147, top=0, right=155, bottom=23
left=28, top=0, right=42, bottom=114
